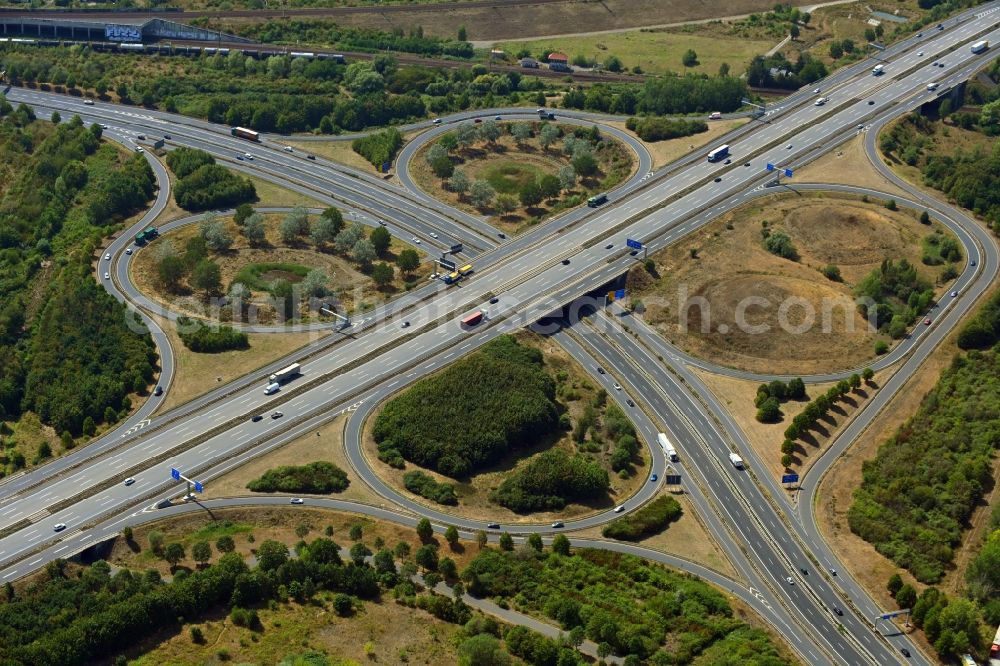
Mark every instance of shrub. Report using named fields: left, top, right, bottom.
left=352, top=127, right=403, bottom=168
left=601, top=496, right=682, bottom=540
left=763, top=232, right=798, bottom=260
left=490, top=450, right=609, bottom=512
left=246, top=461, right=350, bottom=494
left=176, top=318, right=248, bottom=353
left=403, top=470, right=458, bottom=505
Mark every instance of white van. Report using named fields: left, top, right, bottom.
left=728, top=452, right=745, bottom=469
left=264, top=382, right=281, bottom=395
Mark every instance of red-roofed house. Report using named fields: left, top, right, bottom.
left=547, top=52, right=568, bottom=64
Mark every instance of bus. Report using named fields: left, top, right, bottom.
left=587, top=193, right=608, bottom=207
left=134, top=227, right=159, bottom=245
left=231, top=126, right=260, bottom=142
left=707, top=144, right=730, bottom=162
left=971, top=40, right=989, bottom=54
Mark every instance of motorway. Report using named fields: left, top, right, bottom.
left=2, top=3, right=1000, bottom=663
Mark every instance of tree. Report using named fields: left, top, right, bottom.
left=538, top=123, right=560, bottom=150
left=681, top=49, right=699, bottom=67
left=333, top=593, right=353, bottom=616
left=192, top=541, right=212, bottom=566
left=234, top=203, right=254, bottom=226
left=781, top=453, right=793, bottom=467
left=558, top=165, right=577, bottom=191
left=190, top=259, right=221, bottom=295
left=163, top=542, right=185, bottom=568
left=190, top=626, right=205, bottom=644
left=444, top=525, right=460, bottom=548
left=571, top=151, right=598, bottom=178
left=511, top=123, right=532, bottom=144
left=603, top=54, right=623, bottom=72
left=537, top=174, right=561, bottom=200
left=756, top=397, right=781, bottom=423
left=272, top=279, right=296, bottom=320
left=862, top=367, right=875, bottom=382
left=349, top=524, right=363, bottom=541
left=896, top=584, right=917, bottom=609
left=476, top=530, right=488, bottom=550
left=301, top=269, right=328, bottom=297
left=416, top=518, right=433, bottom=542
left=372, top=262, right=394, bottom=288
left=789, top=23, right=800, bottom=39
left=333, top=222, right=365, bottom=255
left=349, top=542, right=369, bottom=566
left=310, top=215, right=339, bottom=247
left=781, top=439, right=795, bottom=455
left=449, top=169, right=470, bottom=195
left=519, top=181, right=543, bottom=208
left=157, top=255, right=185, bottom=292
left=457, top=25, right=467, bottom=41
left=439, top=556, right=458, bottom=579
left=200, top=214, right=233, bottom=252
left=551, top=534, right=570, bottom=556
left=257, top=540, right=289, bottom=571
left=469, top=180, right=496, bottom=209
left=456, top=123, right=479, bottom=148
left=527, top=533, right=543, bottom=552
left=122, top=526, right=133, bottom=542
left=415, top=544, right=439, bottom=570
left=494, top=194, right=517, bottom=217
left=229, top=282, right=251, bottom=303
left=148, top=530, right=164, bottom=554
left=458, top=634, right=510, bottom=666
left=397, top=248, right=420, bottom=274
left=352, top=239, right=377, bottom=268
left=480, top=120, right=501, bottom=144
left=370, top=226, right=392, bottom=257
left=787, top=377, right=806, bottom=400
left=499, top=532, right=514, bottom=551
left=216, top=535, right=235, bottom=553
left=887, top=573, right=903, bottom=596
left=829, top=41, right=844, bottom=59
left=242, top=213, right=266, bottom=246
left=321, top=206, right=345, bottom=233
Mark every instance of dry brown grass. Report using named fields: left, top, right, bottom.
left=245, top=174, right=327, bottom=209
left=207, top=413, right=386, bottom=508
left=631, top=192, right=953, bottom=374
left=572, top=490, right=738, bottom=580
left=153, top=313, right=323, bottom=414
left=793, top=132, right=909, bottom=198
left=360, top=331, right=649, bottom=524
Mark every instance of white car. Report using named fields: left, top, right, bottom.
left=245, top=153, right=254, bottom=160
left=135, top=146, right=143, bottom=153
left=430, top=232, right=438, bottom=239
left=104, top=253, right=111, bottom=260
left=812, top=87, right=821, bottom=94
left=918, top=51, right=924, bottom=56
left=290, top=498, right=304, bottom=504
left=84, top=99, right=94, bottom=105
left=412, top=237, right=421, bottom=244
left=786, top=577, right=794, bottom=585
left=614, top=505, right=625, bottom=513
left=53, top=523, right=66, bottom=532
left=101, top=124, right=108, bottom=129
left=125, top=248, right=133, bottom=255
left=927, top=83, right=938, bottom=91
left=104, top=272, right=110, bottom=280
left=124, top=477, right=135, bottom=486
left=612, top=382, right=622, bottom=391
left=284, top=146, right=293, bottom=152
left=433, top=118, right=442, bottom=124
left=786, top=144, right=793, bottom=149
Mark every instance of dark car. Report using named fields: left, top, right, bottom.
left=252, top=415, right=264, bottom=422
left=498, top=232, right=506, bottom=239
left=307, top=154, right=316, bottom=160
left=626, top=399, right=634, bottom=407
left=487, top=522, right=500, bottom=529
left=154, top=385, right=163, bottom=396
left=744, top=162, right=751, bottom=167
left=833, top=607, right=843, bottom=616
left=163, top=134, right=172, bottom=140
left=901, top=648, right=911, bottom=657
left=489, top=296, right=499, bottom=304
left=561, top=259, right=570, bottom=265
left=800, top=568, right=808, bottom=575
left=714, top=177, right=722, bottom=183
left=651, top=474, right=658, bottom=482
left=629, top=249, right=639, bottom=256
left=605, top=243, right=613, bottom=249
left=596, top=367, right=605, bottom=374
left=723, top=158, right=731, bottom=164
left=551, top=522, right=564, bottom=529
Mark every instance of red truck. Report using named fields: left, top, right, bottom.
left=461, top=311, right=483, bottom=327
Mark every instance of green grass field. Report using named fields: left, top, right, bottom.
left=482, top=161, right=544, bottom=194
left=234, top=262, right=311, bottom=292
left=497, top=28, right=774, bottom=77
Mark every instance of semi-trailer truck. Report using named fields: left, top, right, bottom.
left=707, top=144, right=730, bottom=162
left=269, top=362, right=301, bottom=384
left=657, top=433, right=679, bottom=462
left=461, top=311, right=484, bottom=327
left=728, top=452, right=745, bottom=469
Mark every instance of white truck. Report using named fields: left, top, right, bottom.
left=657, top=433, right=679, bottom=462
left=264, top=382, right=281, bottom=395
left=971, top=40, right=989, bottom=54
left=872, top=64, right=885, bottom=76
left=728, top=452, right=745, bottom=469
left=269, top=362, right=301, bottom=384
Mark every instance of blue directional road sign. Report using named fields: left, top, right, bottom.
left=194, top=481, right=204, bottom=493
left=439, top=259, right=456, bottom=271
left=381, top=161, right=391, bottom=173
left=626, top=238, right=643, bottom=250
left=614, top=288, right=626, bottom=300
left=784, top=168, right=794, bottom=178
left=781, top=473, right=799, bottom=484
left=449, top=243, right=464, bottom=255
left=171, top=468, right=181, bottom=481
left=766, top=163, right=775, bottom=172
left=665, top=474, right=682, bottom=485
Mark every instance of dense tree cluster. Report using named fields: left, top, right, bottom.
left=352, top=127, right=403, bottom=168
left=373, top=336, right=560, bottom=477
left=849, top=349, right=1000, bottom=583
left=624, top=116, right=708, bottom=142
left=0, top=113, right=157, bottom=444
left=246, top=461, right=350, bottom=494
left=957, top=289, right=1000, bottom=349
left=0, top=532, right=385, bottom=665
left=461, top=547, right=790, bottom=663
left=176, top=317, right=249, bottom=353
left=167, top=147, right=256, bottom=211
left=746, top=52, right=827, bottom=90
left=561, top=75, right=746, bottom=117
left=854, top=259, right=933, bottom=338
left=601, top=496, right=683, bottom=541
left=235, top=21, right=475, bottom=59
left=490, top=450, right=609, bottom=512
left=403, top=470, right=458, bottom=505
